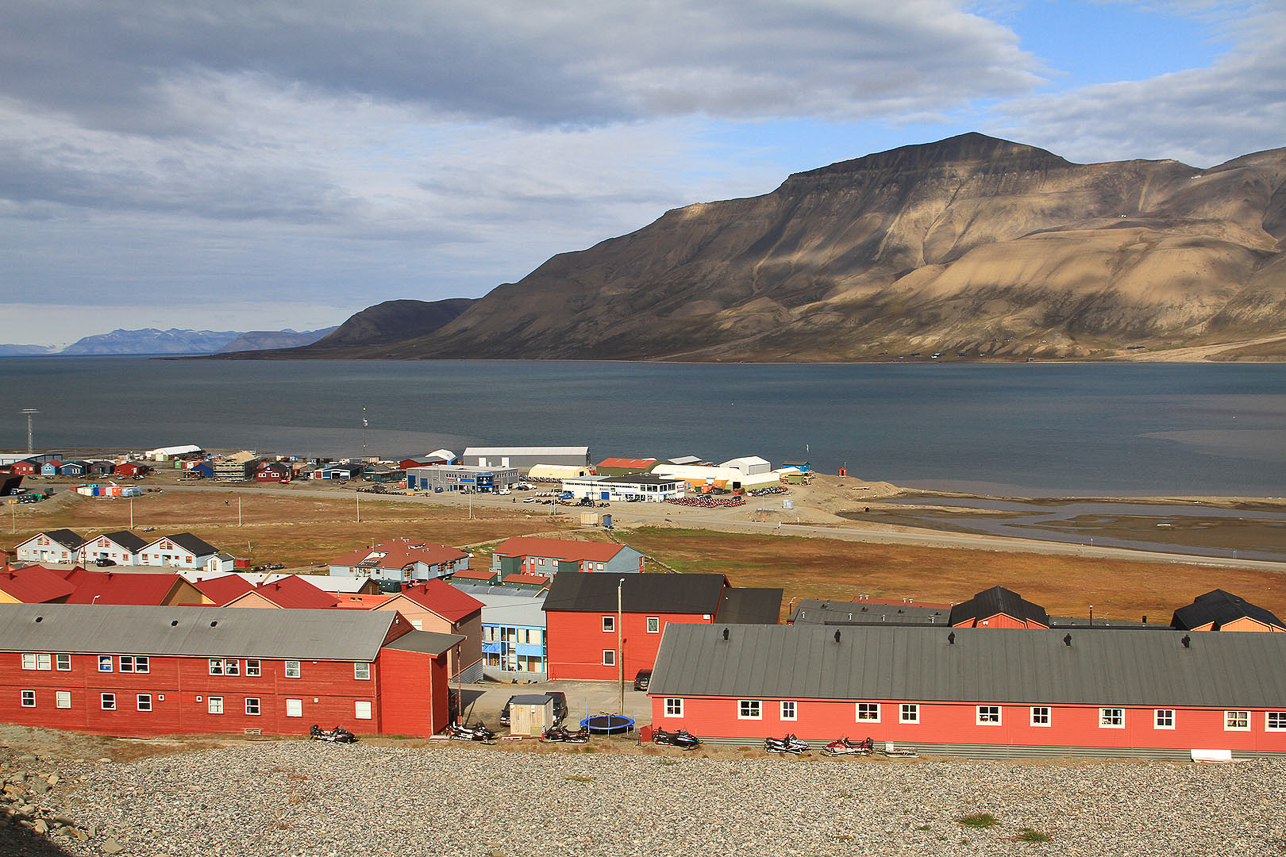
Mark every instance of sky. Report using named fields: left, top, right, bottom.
left=2, top=0, right=1284, bottom=347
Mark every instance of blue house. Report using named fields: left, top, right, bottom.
left=40, top=461, right=62, bottom=477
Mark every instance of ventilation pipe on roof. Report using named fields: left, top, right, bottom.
left=1182, top=635, right=1191, bottom=649
left=834, top=630, right=841, bottom=643
left=722, top=627, right=729, bottom=641
left=1063, top=633, right=1072, bottom=647
left=948, top=631, right=955, bottom=644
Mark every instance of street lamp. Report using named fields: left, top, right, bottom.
left=617, top=577, right=625, bottom=715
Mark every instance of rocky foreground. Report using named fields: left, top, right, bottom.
left=3, top=739, right=1285, bottom=856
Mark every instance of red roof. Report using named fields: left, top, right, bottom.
left=190, top=574, right=256, bottom=606
left=64, top=570, right=195, bottom=606
left=597, top=458, right=657, bottom=469
left=333, top=593, right=395, bottom=610
left=492, top=536, right=623, bottom=564
left=395, top=579, right=484, bottom=623
left=329, top=538, right=469, bottom=572
left=503, top=573, right=550, bottom=587
left=450, top=567, right=498, bottom=581
left=248, top=576, right=338, bottom=609
left=0, top=567, right=77, bottom=603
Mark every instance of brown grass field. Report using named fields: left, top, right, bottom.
left=6, top=489, right=1285, bottom=622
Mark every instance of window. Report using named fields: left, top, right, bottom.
left=284, top=661, right=301, bottom=678
left=1267, top=712, right=1286, bottom=732
left=646, top=617, right=660, bottom=634
left=56, top=654, right=71, bottom=671
left=781, top=701, right=797, bottom=721
left=245, top=659, right=261, bottom=677
left=21, top=690, right=35, bottom=708
left=208, top=696, right=224, bottom=715
left=1031, top=706, right=1051, bottom=727
left=856, top=703, right=881, bottom=722
left=137, top=694, right=152, bottom=712
left=21, top=653, right=52, bottom=671
left=602, top=616, right=615, bottom=633
left=665, top=698, right=684, bottom=717
left=1225, top=710, right=1250, bottom=731
left=1100, top=708, right=1125, bottom=728
left=602, top=649, right=615, bottom=666
left=55, top=691, right=70, bottom=709
left=101, top=693, right=116, bottom=711
left=209, top=658, right=223, bottom=676
left=224, top=659, right=239, bottom=676
left=120, top=656, right=149, bottom=673
left=739, top=700, right=762, bottom=720
left=977, top=705, right=1001, bottom=725
left=245, top=698, right=261, bottom=716
left=355, top=700, right=372, bottom=720
left=98, top=656, right=113, bottom=673
left=286, top=699, right=303, bottom=718
left=1154, top=709, right=1175, bottom=730
left=354, top=663, right=371, bottom=680
left=900, top=703, right=920, bottom=724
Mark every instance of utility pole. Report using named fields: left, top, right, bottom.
left=617, top=577, right=625, bottom=715
left=19, top=409, right=38, bottom=455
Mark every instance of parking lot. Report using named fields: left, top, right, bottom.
left=455, top=679, right=653, bottom=732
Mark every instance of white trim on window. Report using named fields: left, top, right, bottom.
left=602, top=649, right=615, bottom=666
left=900, top=703, right=919, bottom=724
left=284, top=661, right=301, bottom=678
left=1267, top=711, right=1286, bottom=732
left=246, top=659, right=261, bottom=677
left=738, top=699, right=762, bottom=720
left=781, top=700, right=797, bottom=721
left=976, top=705, right=1001, bottom=725
left=1099, top=708, right=1125, bottom=728
left=1154, top=709, right=1175, bottom=730
left=55, top=653, right=71, bottom=671
left=55, top=690, right=70, bottom=709
left=245, top=697, right=261, bottom=716
left=286, top=698, right=303, bottom=718
left=354, top=662, right=371, bottom=680
left=208, top=696, right=224, bottom=715
left=355, top=700, right=373, bottom=720
left=137, top=694, right=152, bottom=712
left=20, top=690, right=35, bottom=708
left=101, top=692, right=116, bottom=711
left=1225, top=710, right=1250, bottom=731
left=646, top=616, right=660, bottom=634
left=602, top=616, right=615, bottom=633
left=1030, top=706, right=1051, bottom=727
left=665, top=698, right=683, bottom=718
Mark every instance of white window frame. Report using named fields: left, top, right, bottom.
left=976, top=705, right=1001, bottom=725
left=284, top=661, right=301, bottom=678
left=1225, top=710, right=1250, bottom=731
left=1099, top=708, right=1125, bottom=728
left=1030, top=706, right=1051, bottom=727
left=224, top=659, right=239, bottom=676
left=208, top=658, right=224, bottom=676
left=101, top=692, right=116, bottom=711
left=20, top=653, right=36, bottom=670
left=602, top=616, right=615, bottom=633
left=245, top=659, right=261, bottom=677
left=1267, top=712, right=1286, bottom=732
left=781, top=700, right=797, bottom=721
left=602, top=649, right=615, bottom=666
left=98, top=655, right=113, bottom=672
left=856, top=702, right=881, bottom=723
left=245, top=697, right=261, bottom=716
left=286, top=698, right=303, bottom=718
left=646, top=616, right=660, bottom=634
left=21, top=690, right=35, bottom=708
left=900, top=703, right=920, bottom=724
left=208, top=696, right=224, bottom=715
left=665, top=698, right=683, bottom=718
left=1154, top=709, right=1175, bottom=730
left=137, top=694, right=152, bottom=712
left=120, top=656, right=150, bottom=674
left=36, top=652, right=51, bottom=670
left=55, top=690, right=71, bottom=709
left=355, top=700, right=373, bottom=720
left=738, top=699, right=762, bottom=720
left=354, top=663, right=371, bottom=681
left=56, top=653, right=71, bottom=671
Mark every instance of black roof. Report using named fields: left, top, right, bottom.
left=791, top=599, right=951, bottom=626
left=96, top=531, right=149, bottom=552
left=1171, top=589, right=1286, bottom=632
left=42, top=529, right=86, bottom=551
left=165, top=532, right=219, bottom=557
left=543, top=572, right=726, bottom=615
left=380, top=629, right=465, bottom=656
left=948, top=586, right=1049, bottom=627
left=717, top=588, right=783, bottom=624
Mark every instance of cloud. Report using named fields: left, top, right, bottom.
left=991, top=3, right=1286, bottom=166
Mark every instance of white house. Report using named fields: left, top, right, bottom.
left=137, top=533, right=221, bottom=570
left=13, top=530, right=86, bottom=564
left=75, top=531, right=149, bottom=566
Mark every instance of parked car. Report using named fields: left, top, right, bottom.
left=500, top=692, right=568, bottom=726
left=633, top=669, right=652, bottom=691
left=94, top=558, right=117, bottom=567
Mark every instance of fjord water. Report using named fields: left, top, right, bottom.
left=3, top=357, right=1284, bottom=497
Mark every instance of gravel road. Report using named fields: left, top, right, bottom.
left=6, top=738, right=1285, bottom=857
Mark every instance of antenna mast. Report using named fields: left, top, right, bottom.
left=19, top=409, right=38, bottom=455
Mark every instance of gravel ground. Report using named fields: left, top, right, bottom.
left=5, top=738, right=1286, bottom=857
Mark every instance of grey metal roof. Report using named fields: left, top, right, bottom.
left=543, top=572, right=726, bottom=615
left=380, top=629, right=464, bottom=656
left=649, top=623, right=1286, bottom=709
left=717, top=588, right=783, bottom=624
left=0, top=604, right=402, bottom=662
left=790, top=599, right=951, bottom=626
left=1171, top=589, right=1286, bottom=631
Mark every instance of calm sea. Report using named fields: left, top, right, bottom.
left=2, top=357, right=1284, bottom=497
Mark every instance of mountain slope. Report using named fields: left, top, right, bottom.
left=385, top=133, right=1286, bottom=361
left=61, top=329, right=243, bottom=355
left=215, top=327, right=337, bottom=353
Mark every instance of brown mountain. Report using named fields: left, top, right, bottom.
left=354, top=133, right=1286, bottom=361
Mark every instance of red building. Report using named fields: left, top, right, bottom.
left=542, top=572, right=781, bottom=682
left=648, top=623, right=1286, bottom=757
left=255, top=461, right=293, bottom=483
left=0, top=604, right=460, bottom=738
